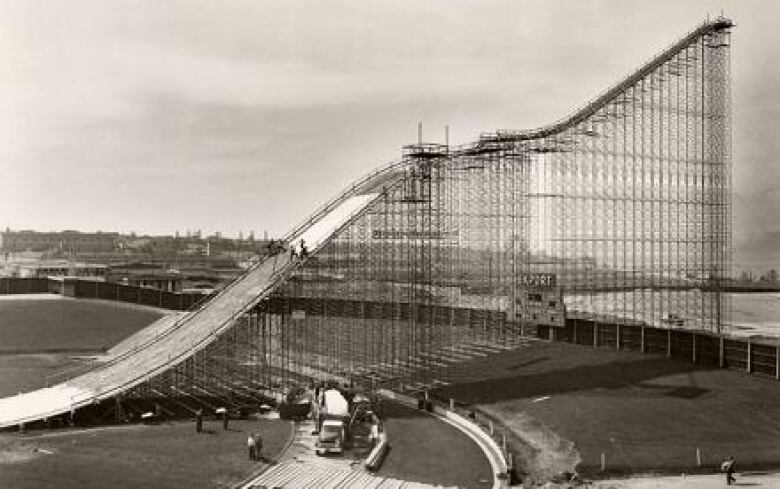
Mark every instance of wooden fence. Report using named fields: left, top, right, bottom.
left=0, top=277, right=209, bottom=311
left=537, top=319, right=780, bottom=380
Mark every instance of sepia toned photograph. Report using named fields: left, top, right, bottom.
left=1, top=1, right=779, bottom=488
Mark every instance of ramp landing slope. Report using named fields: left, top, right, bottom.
left=0, top=191, right=384, bottom=428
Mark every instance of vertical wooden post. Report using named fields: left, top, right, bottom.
left=641, top=326, right=645, bottom=353
left=450, top=398, right=455, bottom=411
left=601, top=452, right=606, bottom=472
left=719, top=336, right=725, bottom=368
left=616, top=324, right=620, bottom=350
left=696, top=447, right=702, bottom=467
left=573, top=320, right=577, bottom=344
left=593, top=323, right=598, bottom=348
left=747, top=339, right=752, bottom=373
left=115, top=397, right=122, bottom=423
left=692, top=333, right=697, bottom=364
left=666, top=329, right=671, bottom=358
left=776, top=345, right=779, bottom=380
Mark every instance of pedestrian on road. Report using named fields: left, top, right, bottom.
left=247, top=433, right=256, bottom=460
left=195, top=408, right=203, bottom=433
left=722, top=455, right=736, bottom=485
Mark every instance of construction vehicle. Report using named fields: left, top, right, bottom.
left=315, top=389, right=350, bottom=455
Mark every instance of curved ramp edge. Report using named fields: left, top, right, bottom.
left=377, top=389, right=508, bottom=489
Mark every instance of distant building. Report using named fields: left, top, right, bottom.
left=0, top=229, right=117, bottom=253
left=15, top=260, right=108, bottom=281
left=119, top=273, right=182, bottom=292
left=106, top=261, right=182, bottom=292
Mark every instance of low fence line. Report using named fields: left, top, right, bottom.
left=536, top=319, right=780, bottom=381
left=0, top=277, right=210, bottom=311
left=0, top=277, right=49, bottom=294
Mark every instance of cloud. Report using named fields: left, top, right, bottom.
left=0, top=0, right=779, bottom=270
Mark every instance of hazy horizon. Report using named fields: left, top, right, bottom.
left=2, top=1, right=779, bottom=269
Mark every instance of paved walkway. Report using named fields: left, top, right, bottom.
left=245, top=461, right=459, bottom=489
left=239, top=419, right=458, bottom=489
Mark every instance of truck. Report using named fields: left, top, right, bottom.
left=315, top=389, right=350, bottom=455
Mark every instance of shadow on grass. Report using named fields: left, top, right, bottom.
left=380, top=402, right=432, bottom=420
left=505, top=357, right=550, bottom=371
left=434, top=356, right=716, bottom=404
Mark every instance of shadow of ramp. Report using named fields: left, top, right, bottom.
left=435, top=356, right=714, bottom=404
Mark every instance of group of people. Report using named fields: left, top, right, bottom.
left=247, top=432, right=263, bottom=461
left=290, top=239, right=308, bottom=260
left=265, top=238, right=309, bottom=260
left=195, top=407, right=264, bottom=461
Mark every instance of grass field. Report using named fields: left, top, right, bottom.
left=379, top=401, right=493, bottom=488
left=433, top=340, right=780, bottom=479
left=0, top=295, right=164, bottom=351
left=0, top=418, right=292, bottom=489
left=0, top=295, right=165, bottom=397
left=0, top=353, right=85, bottom=397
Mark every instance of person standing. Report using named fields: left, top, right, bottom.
left=247, top=433, right=256, bottom=460
left=299, top=239, right=308, bottom=259
left=254, top=432, right=263, bottom=461
left=722, top=455, right=736, bottom=485
left=195, top=408, right=203, bottom=433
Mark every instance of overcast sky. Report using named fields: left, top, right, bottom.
left=1, top=1, right=778, bottom=269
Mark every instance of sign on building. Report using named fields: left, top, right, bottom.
left=291, top=310, right=306, bottom=320
left=513, top=273, right=565, bottom=327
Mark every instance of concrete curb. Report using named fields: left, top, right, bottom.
left=377, top=389, right=508, bottom=489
